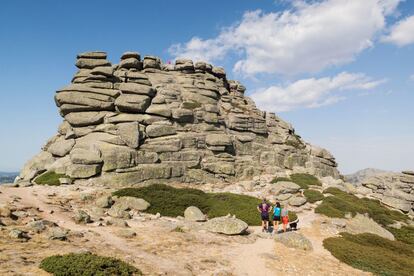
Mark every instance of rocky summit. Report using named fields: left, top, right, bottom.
left=18, top=51, right=340, bottom=187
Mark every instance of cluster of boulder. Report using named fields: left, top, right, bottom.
left=18, top=51, right=340, bottom=187
left=350, top=170, right=414, bottom=214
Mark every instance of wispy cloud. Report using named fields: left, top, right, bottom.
left=169, top=0, right=401, bottom=76
left=250, top=72, right=386, bottom=112
left=382, top=15, right=414, bottom=46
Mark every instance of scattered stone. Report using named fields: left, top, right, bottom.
left=184, top=206, right=206, bottom=222
left=95, top=195, right=114, bottom=208
left=288, top=196, right=307, bottom=207
left=73, top=210, right=92, bottom=224
left=59, top=178, right=72, bottom=185
left=203, top=216, right=248, bottom=235
left=80, top=193, right=93, bottom=201
left=112, top=197, right=150, bottom=211
left=0, top=204, right=12, bottom=217
left=9, top=229, right=29, bottom=240
left=106, top=217, right=129, bottom=227
left=47, top=227, right=69, bottom=240
left=274, top=232, right=313, bottom=251
left=345, top=213, right=395, bottom=240
left=116, top=229, right=136, bottom=238
left=107, top=205, right=131, bottom=219
left=27, top=219, right=56, bottom=233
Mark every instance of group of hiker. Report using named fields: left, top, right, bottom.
left=257, top=199, right=292, bottom=233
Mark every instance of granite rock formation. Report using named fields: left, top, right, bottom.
left=19, top=51, right=340, bottom=187
left=357, top=171, right=414, bottom=214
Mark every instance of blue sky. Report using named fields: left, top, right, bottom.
left=0, top=0, right=413, bottom=174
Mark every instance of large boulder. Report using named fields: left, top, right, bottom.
left=203, top=216, right=248, bottom=235
left=20, top=151, right=55, bottom=181
left=270, top=181, right=301, bottom=195
left=289, top=196, right=307, bottom=207
left=112, top=197, right=150, bottom=212
left=345, top=213, right=395, bottom=240
left=184, top=206, right=206, bottom=222
left=274, top=232, right=313, bottom=251
left=47, top=137, right=75, bottom=157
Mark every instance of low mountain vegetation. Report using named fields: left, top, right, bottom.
left=113, top=184, right=297, bottom=225
left=39, top=253, right=140, bottom=276
left=387, top=226, right=414, bottom=246
left=323, top=233, right=414, bottom=276
left=34, top=171, right=68, bottom=186
left=319, top=187, right=414, bottom=275
left=270, top=176, right=290, bottom=183
left=316, top=187, right=407, bottom=226
left=290, top=173, right=322, bottom=189
left=303, top=189, right=324, bottom=203
left=271, top=173, right=322, bottom=189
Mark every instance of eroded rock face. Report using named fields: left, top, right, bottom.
left=19, top=51, right=340, bottom=186
left=357, top=171, right=414, bottom=214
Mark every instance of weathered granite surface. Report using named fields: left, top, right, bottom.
left=19, top=51, right=340, bottom=187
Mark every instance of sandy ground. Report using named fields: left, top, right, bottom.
left=0, top=184, right=371, bottom=276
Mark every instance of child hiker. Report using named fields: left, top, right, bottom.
left=281, top=206, right=289, bottom=232
left=257, top=198, right=272, bottom=232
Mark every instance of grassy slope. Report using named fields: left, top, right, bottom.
left=324, top=233, right=414, bottom=276
left=113, top=184, right=297, bottom=225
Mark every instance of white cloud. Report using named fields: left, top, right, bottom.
left=250, top=72, right=386, bottom=112
left=410, top=74, right=414, bottom=81
left=169, top=0, right=400, bottom=76
left=382, top=15, right=414, bottom=46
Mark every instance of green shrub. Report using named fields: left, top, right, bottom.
left=182, top=101, right=202, bottom=109
left=316, top=188, right=408, bottom=226
left=290, top=173, right=322, bottom=189
left=323, top=233, right=414, bottom=276
left=387, top=226, right=414, bottom=247
left=113, top=184, right=210, bottom=217
left=303, top=189, right=324, bottom=203
left=113, top=184, right=297, bottom=226
left=270, top=177, right=291, bottom=183
left=34, top=171, right=68, bottom=186
left=39, top=253, right=140, bottom=276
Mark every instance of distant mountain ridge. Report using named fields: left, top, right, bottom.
left=345, top=168, right=390, bottom=184
left=0, top=172, right=18, bottom=184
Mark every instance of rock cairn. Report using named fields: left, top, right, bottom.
left=19, top=51, right=340, bottom=187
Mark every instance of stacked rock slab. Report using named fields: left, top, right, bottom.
left=359, top=171, right=414, bottom=214
left=19, top=51, right=340, bottom=187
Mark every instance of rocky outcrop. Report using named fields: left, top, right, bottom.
left=18, top=51, right=340, bottom=187
left=349, top=171, right=414, bottom=214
